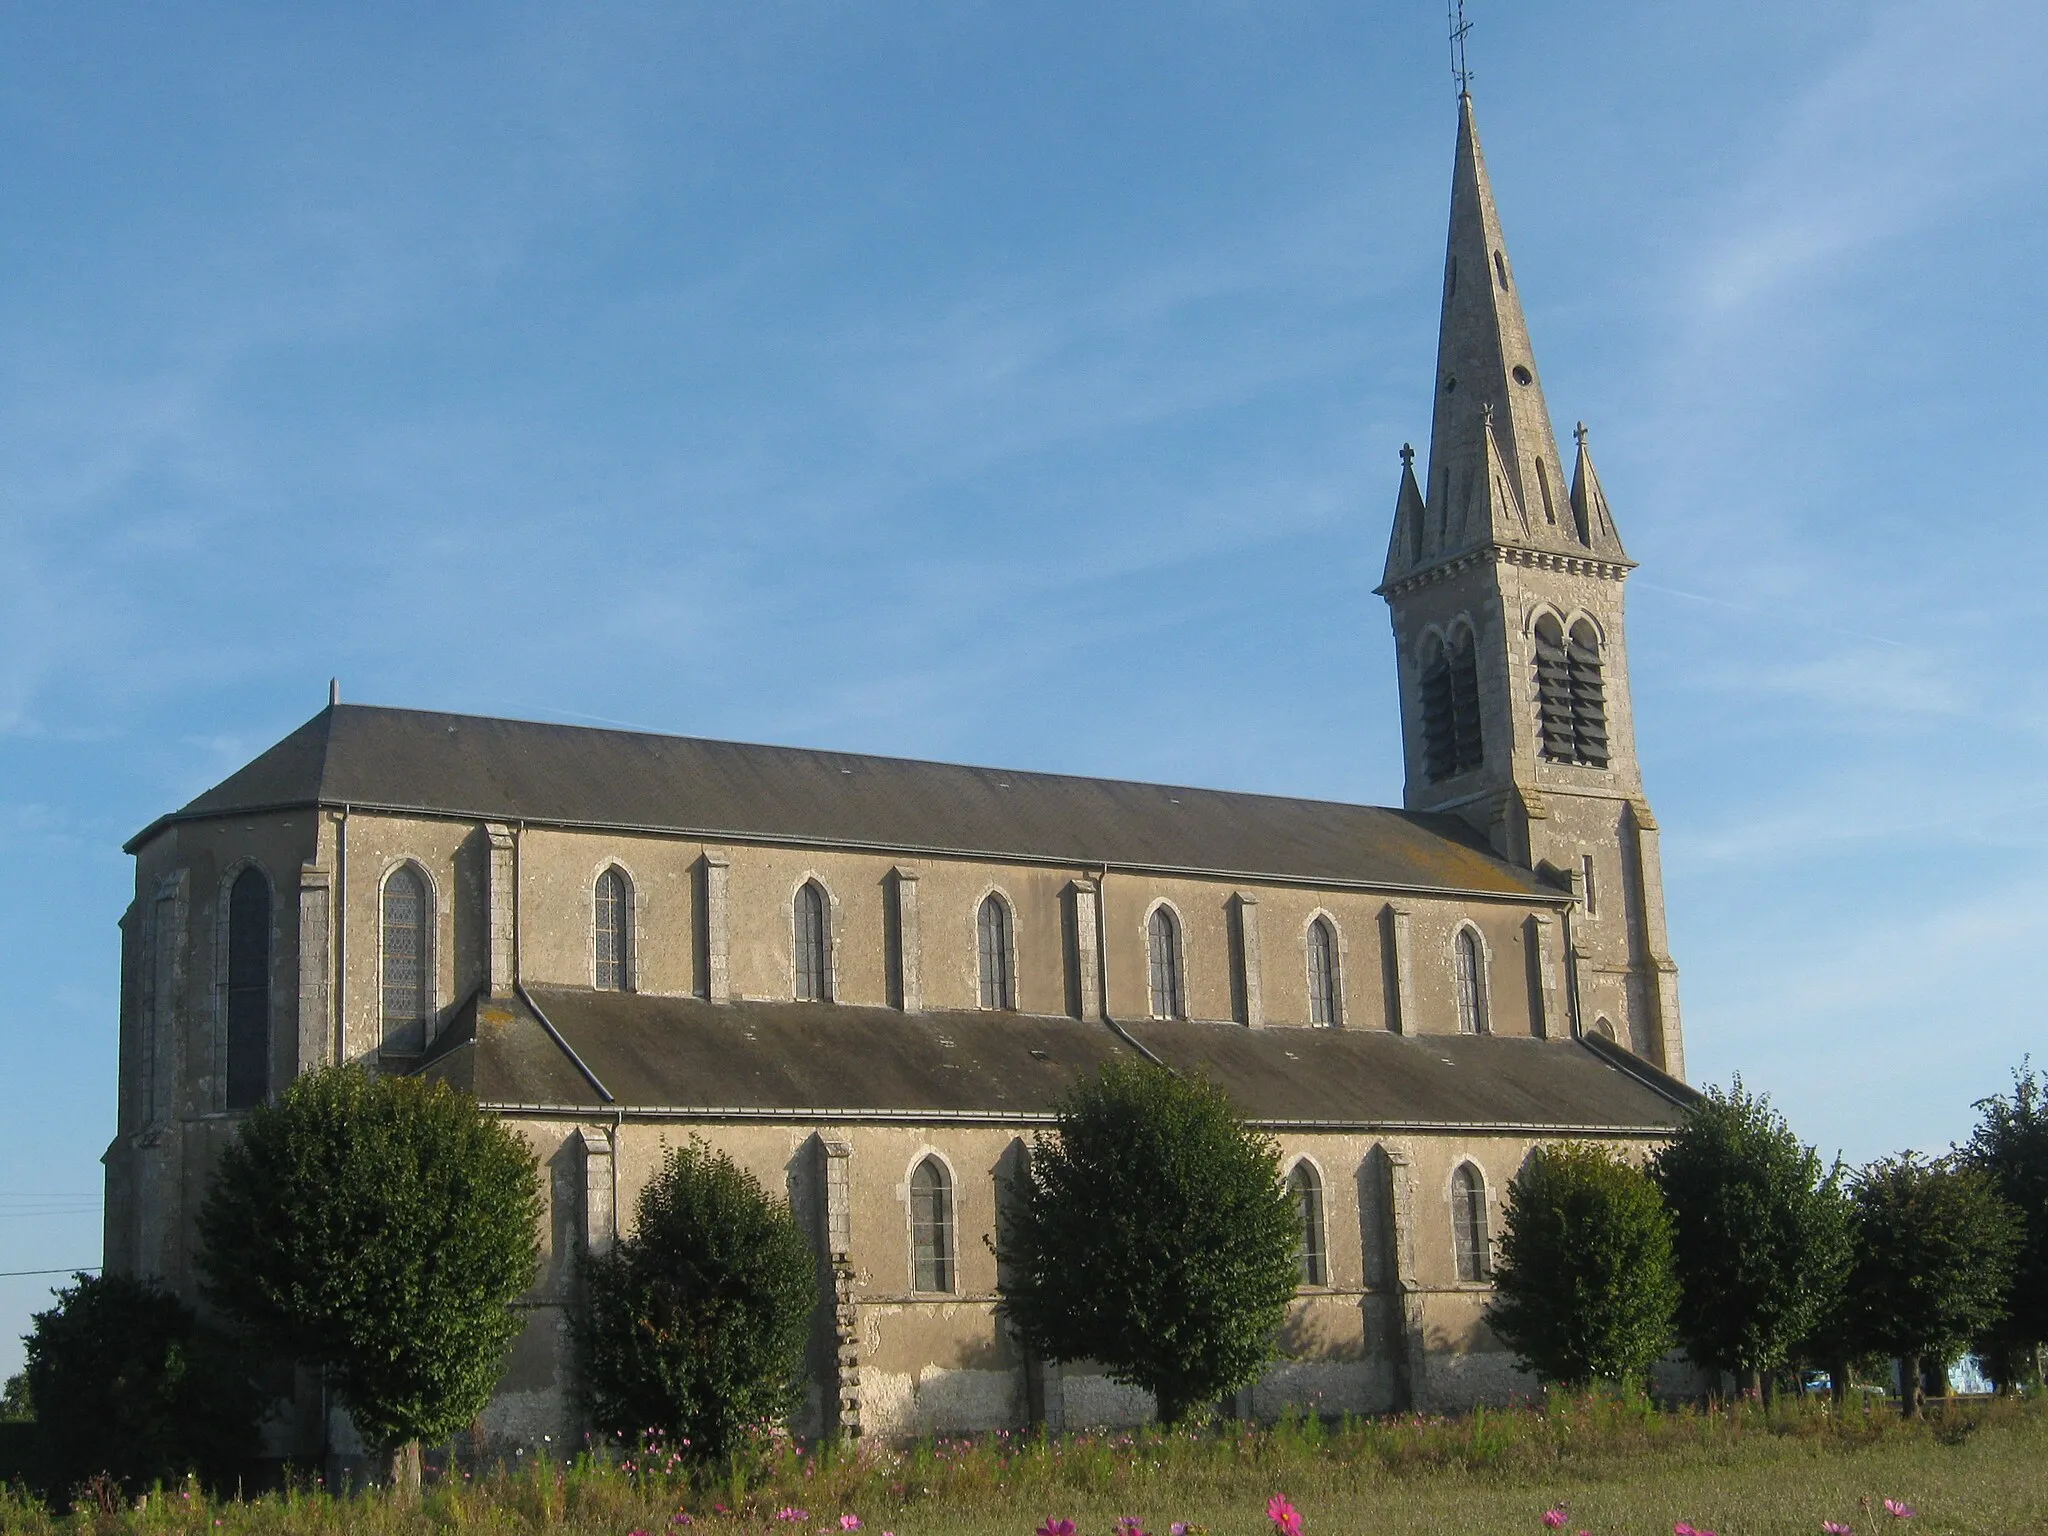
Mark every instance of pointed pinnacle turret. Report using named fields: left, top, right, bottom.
left=1569, top=422, right=1628, bottom=559
left=1383, top=94, right=1628, bottom=587
left=1382, top=443, right=1428, bottom=587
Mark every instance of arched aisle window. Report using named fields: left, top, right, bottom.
left=1452, top=1163, right=1491, bottom=1282
left=794, top=881, right=832, bottom=1001
left=1454, top=927, right=1488, bottom=1035
left=1306, top=917, right=1340, bottom=1027
left=1288, top=1162, right=1326, bottom=1285
left=225, top=867, right=270, bottom=1109
left=1147, top=905, right=1185, bottom=1019
left=594, top=867, right=630, bottom=991
left=380, top=865, right=430, bottom=1057
left=910, top=1156, right=955, bottom=1293
left=977, top=894, right=1013, bottom=1010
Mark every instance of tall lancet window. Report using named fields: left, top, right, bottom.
left=1306, top=917, right=1340, bottom=1027
left=1453, top=926, right=1487, bottom=1035
left=1535, top=616, right=1609, bottom=768
left=1452, top=1163, right=1491, bottom=1282
left=225, top=866, right=270, bottom=1109
left=1147, top=905, right=1185, bottom=1020
left=380, top=865, right=430, bottom=1057
left=1289, top=1162, right=1327, bottom=1285
left=1420, top=628, right=1483, bottom=781
left=910, top=1156, right=955, bottom=1293
left=594, top=867, right=630, bottom=990
left=794, top=881, right=832, bottom=1002
left=977, top=894, right=1013, bottom=1010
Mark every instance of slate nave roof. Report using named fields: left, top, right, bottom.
left=132, top=703, right=1563, bottom=901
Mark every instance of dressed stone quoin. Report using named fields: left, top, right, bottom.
left=105, top=94, right=1695, bottom=1456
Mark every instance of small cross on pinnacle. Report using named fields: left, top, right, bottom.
left=1573, top=421, right=1589, bottom=450
left=1399, top=443, right=1415, bottom=469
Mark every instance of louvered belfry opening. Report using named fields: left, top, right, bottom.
left=1535, top=616, right=1608, bottom=767
left=1421, top=628, right=1484, bottom=782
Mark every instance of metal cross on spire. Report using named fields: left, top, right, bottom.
left=1448, top=0, right=1473, bottom=97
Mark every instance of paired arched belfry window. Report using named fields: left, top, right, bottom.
left=1147, top=905, right=1185, bottom=1020
left=977, top=894, right=1013, bottom=1010
left=794, top=881, right=832, bottom=1002
left=1306, top=917, right=1340, bottom=1027
left=225, top=867, right=270, bottom=1109
left=1288, top=1161, right=1326, bottom=1285
left=910, top=1156, right=955, bottom=1293
left=1452, top=1163, right=1491, bottom=1282
left=1420, top=627, right=1484, bottom=781
left=594, top=867, right=630, bottom=990
left=1453, top=927, right=1488, bottom=1035
left=380, top=865, right=430, bottom=1057
left=1534, top=615, right=1609, bottom=767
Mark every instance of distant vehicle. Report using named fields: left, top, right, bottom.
left=1798, top=1371, right=1886, bottom=1399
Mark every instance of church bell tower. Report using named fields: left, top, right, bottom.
left=1376, top=94, right=1684, bottom=1077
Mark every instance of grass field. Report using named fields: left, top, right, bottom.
left=3, top=1395, right=2043, bottom=1536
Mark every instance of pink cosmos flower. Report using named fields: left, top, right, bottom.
left=1116, top=1519, right=1148, bottom=1536
left=1037, top=1522, right=1078, bottom=1536
left=672, top=1518, right=694, bottom=1529
left=1822, top=1524, right=1853, bottom=1535
left=840, top=1520, right=861, bottom=1532
left=1267, top=1495, right=1304, bottom=1536
left=1883, top=1502, right=1915, bottom=1520
left=775, top=1510, right=809, bottom=1523
left=1544, top=1512, right=1568, bottom=1530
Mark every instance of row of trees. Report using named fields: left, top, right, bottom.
left=1489, top=1071, right=2045, bottom=1415
left=17, top=1057, right=2048, bottom=1497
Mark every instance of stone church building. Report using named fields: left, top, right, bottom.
left=104, top=96, right=1695, bottom=1451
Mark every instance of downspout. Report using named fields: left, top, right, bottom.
left=1560, top=902, right=1585, bottom=1041
left=1094, top=864, right=1166, bottom=1068
left=333, top=806, right=349, bottom=1067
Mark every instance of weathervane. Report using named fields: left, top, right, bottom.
left=1448, top=0, right=1473, bottom=97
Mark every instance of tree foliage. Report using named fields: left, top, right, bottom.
left=1845, top=1153, right=2021, bottom=1415
left=999, top=1062, right=1301, bottom=1425
left=1488, top=1142, right=1679, bottom=1390
left=23, top=1271, right=260, bottom=1498
left=579, top=1138, right=817, bottom=1461
left=196, top=1067, right=542, bottom=1459
left=1961, top=1060, right=2048, bottom=1388
left=1650, top=1080, right=1852, bottom=1389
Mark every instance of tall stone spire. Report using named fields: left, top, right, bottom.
left=1385, top=93, right=1616, bottom=584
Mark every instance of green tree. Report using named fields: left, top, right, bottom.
left=23, top=1271, right=259, bottom=1499
left=1961, top=1061, right=2048, bottom=1391
left=0, top=1372, right=30, bottom=1423
left=579, top=1138, right=817, bottom=1462
left=999, top=1062, right=1300, bottom=1425
left=1488, top=1142, right=1679, bottom=1390
left=1650, top=1080, right=1852, bottom=1397
left=1845, top=1153, right=2021, bottom=1416
left=196, top=1067, right=542, bottom=1485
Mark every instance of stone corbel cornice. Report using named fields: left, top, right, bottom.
left=1375, top=543, right=1636, bottom=599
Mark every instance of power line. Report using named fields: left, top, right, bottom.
left=0, top=1267, right=101, bottom=1279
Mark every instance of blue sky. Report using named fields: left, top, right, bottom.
left=5, top=1, right=2047, bottom=1375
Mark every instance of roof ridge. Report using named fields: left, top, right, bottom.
left=315, top=701, right=1416, bottom=816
